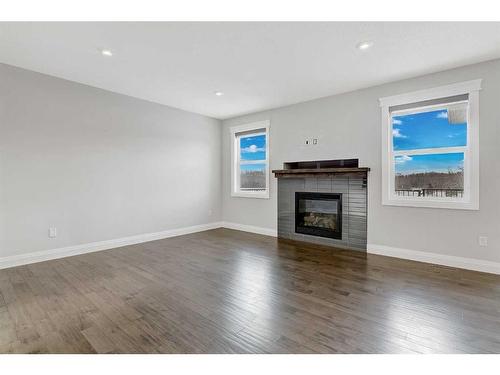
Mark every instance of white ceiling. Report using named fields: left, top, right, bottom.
left=1, top=22, right=500, bottom=119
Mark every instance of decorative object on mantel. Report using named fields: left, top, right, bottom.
left=272, top=158, right=370, bottom=178
left=274, top=159, right=369, bottom=251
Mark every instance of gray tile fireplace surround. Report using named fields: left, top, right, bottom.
left=277, top=173, right=367, bottom=251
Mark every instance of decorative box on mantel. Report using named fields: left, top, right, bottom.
left=272, top=159, right=369, bottom=251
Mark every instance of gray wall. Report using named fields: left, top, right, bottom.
left=222, top=59, right=500, bottom=263
left=0, top=64, right=222, bottom=257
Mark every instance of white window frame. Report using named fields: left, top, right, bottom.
left=230, top=120, right=270, bottom=199
left=379, top=79, right=481, bottom=210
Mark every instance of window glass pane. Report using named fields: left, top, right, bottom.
left=240, top=134, right=266, bottom=161
left=240, top=163, right=266, bottom=190
left=392, top=106, right=467, bottom=151
left=394, top=153, right=464, bottom=198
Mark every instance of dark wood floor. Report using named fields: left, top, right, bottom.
left=1, top=228, right=500, bottom=353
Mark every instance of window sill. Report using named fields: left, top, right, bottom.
left=383, top=197, right=478, bottom=210
left=231, top=191, right=270, bottom=199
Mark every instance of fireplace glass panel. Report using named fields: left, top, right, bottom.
left=295, top=192, right=342, bottom=239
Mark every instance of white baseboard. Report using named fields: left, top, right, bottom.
left=368, top=243, right=500, bottom=275
left=7, top=223, right=495, bottom=275
left=0, top=222, right=224, bottom=270
left=221, top=221, right=277, bottom=237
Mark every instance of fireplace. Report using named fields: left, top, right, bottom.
left=295, top=192, right=342, bottom=240
left=273, top=159, right=368, bottom=251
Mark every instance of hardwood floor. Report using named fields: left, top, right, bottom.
left=1, top=228, right=500, bottom=353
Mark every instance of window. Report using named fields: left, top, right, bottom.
left=380, top=80, right=481, bottom=209
left=230, top=120, right=270, bottom=198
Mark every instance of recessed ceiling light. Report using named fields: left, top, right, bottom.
left=356, top=41, right=373, bottom=51
left=101, top=49, right=113, bottom=57
left=214, top=91, right=224, bottom=96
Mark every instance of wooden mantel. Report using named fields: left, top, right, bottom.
left=272, top=159, right=370, bottom=178
left=272, top=167, right=370, bottom=178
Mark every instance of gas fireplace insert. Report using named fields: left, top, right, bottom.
left=295, top=192, right=342, bottom=240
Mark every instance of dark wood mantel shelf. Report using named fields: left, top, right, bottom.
left=272, top=167, right=370, bottom=178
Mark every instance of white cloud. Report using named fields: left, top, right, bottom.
left=395, top=155, right=412, bottom=164
left=436, top=111, right=448, bottom=119
left=392, top=128, right=407, bottom=138
left=392, top=118, right=402, bottom=125
left=241, top=144, right=265, bottom=153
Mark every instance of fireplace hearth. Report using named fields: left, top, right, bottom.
left=295, top=192, right=342, bottom=239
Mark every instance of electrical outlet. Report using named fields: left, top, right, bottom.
left=48, top=227, right=57, bottom=238
left=312, top=138, right=318, bottom=145
left=478, top=236, right=488, bottom=247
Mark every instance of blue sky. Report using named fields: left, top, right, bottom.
left=395, top=153, right=464, bottom=174
left=240, top=134, right=266, bottom=161
left=393, top=109, right=466, bottom=174
left=393, top=109, right=466, bottom=150
left=240, top=163, right=266, bottom=172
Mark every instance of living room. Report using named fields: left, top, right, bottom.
left=1, top=1, right=500, bottom=372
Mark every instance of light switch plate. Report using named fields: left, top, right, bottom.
left=49, top=227, right=57, bottom=238
left=478, top=236, right=488, bottom=247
